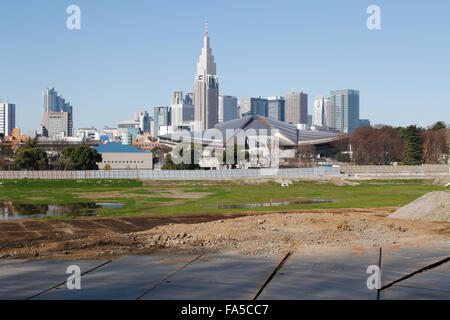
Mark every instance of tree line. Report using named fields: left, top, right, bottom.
left=0, top=138, right=102, bottom=171
left=342, top=121, right=448, bottom=165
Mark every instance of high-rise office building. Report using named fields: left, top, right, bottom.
left=171, top=90, right=195, bottom=128
left=218, top=95, right=238, bottom=123
left=135, top=110, right=151, bottom=133
left=330, top=90, right=360, bottom=133
left=42, top=88, right=73, bottom=137
left=313, top=95, right=326, bottom=127
left=42, top=112, right=70, bottom=138
left=239, top=97, right=268, bottom=118
left=0, top=102, right=15, bottom=136
left=154, top=106, right=171, bottom=137
left=324, top=97, right=331, bottom=128
left=43, top=88, right=59, bottom=113
left=185, top=92, right=194, bottom=105
left=267, top=96, right=285, bottom=122
left=285, top=91, right=308, bottom=125
left=194, top=23, right=219, bottom=131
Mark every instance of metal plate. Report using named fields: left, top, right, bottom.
left=0, top=259, right=109, bottom=300
left=381, top=262, right=450, bottom=300
left=258, top=248, right=380, bottom=300
left=34, top=256, right=198, bottom=300
left=381, top=244, right=450, bottom=286
left=140, top=254, right=283, bottom=300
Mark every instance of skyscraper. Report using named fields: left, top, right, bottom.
left=43, top=88, right=58, bottom=113
left=313, top=95, right=325, bottom=127
left=194, top=23, right=219, bottom=131
left=135, top=110, right=151, bottom=133
left=330, top=90, right=360, bottom=133
left=267, top=96, right=285, bottom=122
left=42, top=112, right=70, bottom=138
left=0, top=102, right=15, bottom=136
left=285, top=91, right=308, bottom=125
left=154, top=106, right=171, bottom=137
left=239, top=97, right=268, bottom=118
left=218, top=95, right=238, bottom=123
left=324, top=97, right=331, bottom=128
left=171, top=90, right=195, bottom=129
left=42, top=88, right=73, bottom=137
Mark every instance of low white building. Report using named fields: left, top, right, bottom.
left=94, top=142, right=153, bottom=170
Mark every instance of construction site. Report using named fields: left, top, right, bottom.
left=0, top=173, right=449, bottom=300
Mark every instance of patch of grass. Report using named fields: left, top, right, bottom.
left=0, top=178, right=446, bottom=219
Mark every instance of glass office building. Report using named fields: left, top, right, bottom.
left=218, top=95, right=238, bottom=123
left=0, top=102, right=15, bottom=136
left=239, top=97, right=268, bottom=118
left=267, top=96, right=285, bottom=122
left=42, top=88, right=73, bottom=137
left=330, top=90, right=360, bottom=134
left=154, top=106, right=171, bottom=137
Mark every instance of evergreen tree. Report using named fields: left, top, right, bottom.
left=61, top=143, right=102, bottom=170
left=431, top=121, right=446, bottom=131
left=402, top=125, right=423, bottom=165
left=13, top=138, right=49, bottom=170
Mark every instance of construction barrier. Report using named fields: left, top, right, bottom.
left=340, top=164, right=449, bottom=175
left=0, top=167, right=341, bottom=180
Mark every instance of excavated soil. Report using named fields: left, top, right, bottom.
left=1, top=207, right=449, bottom=260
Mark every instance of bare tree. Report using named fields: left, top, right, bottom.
left=296, top=145, right=317, bottom=168
left=350, top=126, right=403, bottom=165
left=422, top=129, right=448, bottom=164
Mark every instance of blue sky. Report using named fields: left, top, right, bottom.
left=0, top=0, right=449, bottom=133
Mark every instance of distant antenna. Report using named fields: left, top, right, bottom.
left=205, top=21, right=209, bottom=36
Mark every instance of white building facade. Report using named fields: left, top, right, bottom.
left=171, top=90, right=195, bottom=130
left=194, top=23, right=219, bottom=131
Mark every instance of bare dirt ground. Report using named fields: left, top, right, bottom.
left=1, top=207, right=449, bottom=260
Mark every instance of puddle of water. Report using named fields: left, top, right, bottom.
left=0, top=202, right=124, bottom=221
left=205, top=200, right=334, bottom=209
left=97, top=203, right=124, bottom=209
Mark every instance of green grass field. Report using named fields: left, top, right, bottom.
left=0, top=178, right=446, bottom=219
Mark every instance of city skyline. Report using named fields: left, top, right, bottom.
left=1, top=0, right=449, bottom=132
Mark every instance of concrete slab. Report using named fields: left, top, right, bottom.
left=381, top=244, right=450, bottom=286
left=140, top=254, right=283, bottom=300
left=258, top=248, right=380, bottom=300
left=0, top=259, right=109, bottom=300
left=33, top=255, right=199, bottom=300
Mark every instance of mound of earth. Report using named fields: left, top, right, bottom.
left=433, top=176, right=450, bottom=187
left=389, top=191, right=450, bottom=222
left=330, top=177, right=359, bottom=187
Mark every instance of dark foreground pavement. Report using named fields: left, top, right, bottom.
left=0, top=244, right=448, bottom=300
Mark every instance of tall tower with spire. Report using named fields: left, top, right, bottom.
left=194, top=22, right=219, bottom=131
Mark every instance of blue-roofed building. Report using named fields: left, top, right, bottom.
left=94, top=142, right=153, bottom=170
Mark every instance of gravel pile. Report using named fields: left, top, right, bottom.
left=389, top=191, right=450, bottom=222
